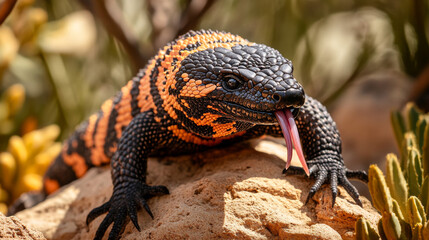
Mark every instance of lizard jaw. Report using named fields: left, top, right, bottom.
left=275, top=109, right=310, bottom=176
left=209, top=99, right=300, bottom=124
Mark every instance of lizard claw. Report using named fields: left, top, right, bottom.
left=86, top=183, right=169, bottom=240
left=86, top=201, right=111, bottom=227
left=283, top=159, right=367, bottom=207
left=338, top=174, right=363, bottom=207
left=304, top=168, right=328, bottom=205
left=346, top=169, right=369, bottom=182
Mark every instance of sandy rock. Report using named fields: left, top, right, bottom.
left=0, top=212, right=46, bottom=240
left=15, top=139, right=380, bottom=240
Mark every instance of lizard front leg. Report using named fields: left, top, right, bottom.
left=86, top=111, right=169, bottom=240
left=250, top=95, right=368, bottom=206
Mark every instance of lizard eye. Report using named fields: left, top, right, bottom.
left=222, top=75, right=242, bottom=91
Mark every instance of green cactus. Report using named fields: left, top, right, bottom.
left=356, top=217, right=380, bottom=240
left=407, top=148, right=422, bottom=197
left=386, top=154, right=408, bottom=215
left=368, top=164, right=407, bottom=239
left=378, top=218, right=387, bottom=239
left=422, top=124, right=429, bottom=177
left=391, top=111, right=407, bottom=150
left=357, top=103, right=429, bottom=240
left=407, top=196, right=426, bottom=227
left=382, top=211, right=404, bottom=239
left=405, top=103, right=421, bottom=134
left=416, top=116, right=427, bottom=153
left=422, top=223, right=429, bottom=239
left=420, top=177, right=429, bottom=216
left=369, top=165, right=393, bottom=213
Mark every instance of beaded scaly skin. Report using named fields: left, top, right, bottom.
left=12, top=30, right=368, bottom=240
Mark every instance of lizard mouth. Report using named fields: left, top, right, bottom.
left=275, top=109, right=309, bottom=176
left=204, top=100, right=309, bottom=174
left=215, top=100, right=299, bottom=124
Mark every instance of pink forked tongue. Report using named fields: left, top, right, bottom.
left=275, top=109, right=310, bottom=176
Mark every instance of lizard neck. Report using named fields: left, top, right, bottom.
left=147, top=30, right=254, bottom=138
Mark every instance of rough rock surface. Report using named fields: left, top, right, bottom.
left=0, top=212, right=46, bottom=240
left=15, top=139, right=380, bottom=240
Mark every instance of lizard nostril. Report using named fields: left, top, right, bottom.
left=272, top=93, right=281, bottom=102
left=273, top=89, right=305, bottom=108
left=285, top=89, right=305, bottom=108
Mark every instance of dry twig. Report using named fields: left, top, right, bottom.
left=79, top=0, right=216, bottom=70
left=0, top=0, right=17, bottom=25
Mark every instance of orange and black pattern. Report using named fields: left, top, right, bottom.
left=35, top=30, right=367, bottom=240
left=42, top=30, right=305, bottom=193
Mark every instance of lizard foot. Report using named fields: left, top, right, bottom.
left=86, top=183, right=169, bottom=240
left=283, top=160, right=368, bottom=207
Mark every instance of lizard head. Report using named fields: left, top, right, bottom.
left=157, top=30, right=305, bottom=138
left=156, top=30, right=308, bottom=173
left=175, top=43, right=305, bottom=124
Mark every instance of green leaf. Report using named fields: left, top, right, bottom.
left=378, top=218, right=388, bottom=240
left=422, top=123, right=429, bottom=177
left=392, top=199, right=406, bottom=221
left=393, top=199, right=413, bottom=239
left=386, top=154, right=408, bottom=215
left=417, top=116, right=428, bottom=152
left=411, top=223, right=422, bottom=240
left=415, top=153, right=423, bottom=187
left=407, top=196, right=426, bottom=227
left=356, top=218, right=367, bottom=240
left=405, top=103, right=421, bottom=134
left=402, top=133, right=417, bottom=170
left=408, top=148, right=422, bottom=197
left=369, top=165, right=393, bottom=213
left=422, top=222, right=429, bottom=240
left=391, top=111, right=407, bottom=151
left=355, top=217, right=380, bottom=240
left=382, top=211, right=402, bottom=240
left=419, top=176, right=429, bottom=216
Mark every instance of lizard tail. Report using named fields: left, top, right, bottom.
left=42, top=119, right=109, bottom=195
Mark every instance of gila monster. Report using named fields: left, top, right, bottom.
left=10, top=30, right=368, bottom=240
